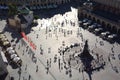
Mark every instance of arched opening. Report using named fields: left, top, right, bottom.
left=88, top=15, right=91, bottom=19
left=112, top=26, right=117, bottom=33
left=118, top=29, right=120, bottom=35
left=92, top=17, right=95, bottom=22
left=79, top=13, right=84, bottom=19
left=97, top=19, right=100, bottom=24
left=85, top=14, right=87, bottom=18
left=106, top=23, right=111, bottom=31
left=102, top=21, right=106, bottom=29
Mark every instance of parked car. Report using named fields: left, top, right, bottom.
left=12, top=56, right=22, bottom=67
left=88, top=24, right=97, bottom=32
left=106, top=34, right=117, bottom=43
left=78, top=20, right=82, bottom=26
left=100, top=31, right=110, bottom=40
left=80, top=18, right=89, bottom=27
left=92, top=23, right=101, bottom=27
left=94, top=28, right=103, bottom=35
left=82, top=18, right=88, bottom=23
left=83, top=20, right=92, bottom=29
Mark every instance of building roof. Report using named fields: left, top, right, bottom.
left=18, top=15, right=27, bottom=24
left=18, top=7, right=31, bottom=15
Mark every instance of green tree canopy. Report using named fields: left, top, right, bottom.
left=8, top=4, right=18, bottom=16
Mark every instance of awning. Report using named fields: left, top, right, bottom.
left=21, top=32, right=28, bottom=40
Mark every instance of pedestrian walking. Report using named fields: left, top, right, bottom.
left=25, top=64, right=27, bottom=71
left=58, top=57, right=61, bottom=70
left=22, top=50, right=24, bottom=55
left=46, top=64, right=49, bottom=74
left=28, top=75, right=31, bottom=80
left=48, top=47, right=51, bottom=53
left=18, top=68, right=21, bottom=80
left=36, top=65, right=38, bottom=72
left=50, top=58, right=51, bottom=67
left=23, top=77, right=25, bottom=80
left=79, top=67, right=81, bottom=73
left=96, top=38, right=98, bottom=43
left=61, top=63, right=63, bottom=70
left=54, top=54, right=57, bottom=63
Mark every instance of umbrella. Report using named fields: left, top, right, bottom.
left=8, top=49, right=15, bottom=55
left=13, top=57, right=21, bottom=63
left=3, top=41, right=10, bottom=46
left=7, top=47, right=13, bottom=52
left=10, top=54, right=17, bottom=59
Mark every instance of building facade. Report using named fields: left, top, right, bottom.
left=0, top=0, right=71, bottom=6
left=92, top=0, right=120, bottom=9
left=78, top=0, right=120, bottom=34
left=92, top=0, right=120, bottom=15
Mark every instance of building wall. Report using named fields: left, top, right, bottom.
left=92, top=0, right=120, bottom=9
left=21, top=23, right=27, bottom=29
left=0, top=0, right=71, bottom=6
left=8, top=18, right=16, bottom=27
left=78, top=7, right=120, bottom=34
left=91, top=0, right=120, bottom=18
left=23, top=11, right=33, bottom=26
left=0, top=52, right=8, bottom=79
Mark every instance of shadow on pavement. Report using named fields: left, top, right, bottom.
left=0, top=73, right=8, bottom=80
left=79, top=40, right=106, bottom=80
left=3, top=24, right=22, bottom=43
left=33, top=2, right=78, bottom=19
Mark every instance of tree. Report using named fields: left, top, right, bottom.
left=34, top=15, right=39, bottom=20
left=8, top=4, right=18, bottom=16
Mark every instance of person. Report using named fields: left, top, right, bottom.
left=18, top=68, right=21, bottom=80
left=69, top=73, right=72, bottom=78
left=46, top=65, right=49, bottom=74
left=111, top=47, right=114, bottom=53
left=71, top=30, right=72, bottom=35
left=66, top=68, right=68, bottom=75
left=61, top=63, right=63, bottom=70
left=96, top=38, right=98, bottom=43
left=22, top=50, right=24, bottom=55
left=50, top=58, right=51, bottom=68
left=95, top=43, right=97, bottom=48
left=36, top=65, right=38, bottom=72
left=54, top=54, right=57, bottom=63
left=76, top=59, right=79, bottom=64
left=28, top=75, right=31, bottom=80
left=79, top=67, right=81, bottom=73
left=48, top=48, right=51, bottom=53
left=68, top=60, right=71, bottom=67
left=18, top=43, right=20, bottom=49
left=58, top=57, right=61, bottom=70
left=108, top=55, right=111, bottom=62
left=26, top=46, right=29, bottom=52
left=10, top=77, right=14, bottom=80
